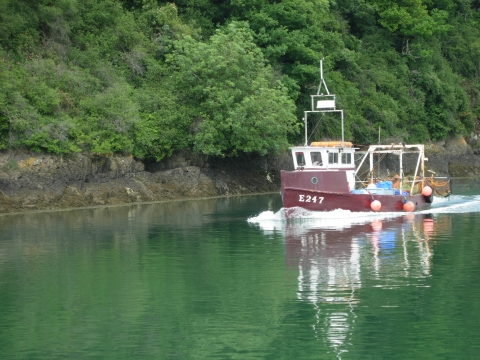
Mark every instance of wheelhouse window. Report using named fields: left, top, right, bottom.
left=296, top=152, right=305, bottom=166
left=328, top=152, right=338, bottom=164
left=341, top=153, right=352, bottom=165
left=310, top=152, right=322, bottom=166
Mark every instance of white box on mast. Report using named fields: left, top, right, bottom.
left=316, top=99, right=335, bottom=109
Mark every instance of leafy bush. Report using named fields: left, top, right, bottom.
left=167, top=22, right=299, bottom=156
left=0, top=0, right=478, bottom=159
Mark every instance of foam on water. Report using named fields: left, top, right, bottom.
left=247, top=194, right=480, bottom=233
left=419, top=194, right=480, bottom=214
left=248, top=206, right=404, bottom=234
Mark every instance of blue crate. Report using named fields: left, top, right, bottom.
left=376, top=181, right=392, bottom=189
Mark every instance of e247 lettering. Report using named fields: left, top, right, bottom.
left=298, top=195, right=324, bottom=203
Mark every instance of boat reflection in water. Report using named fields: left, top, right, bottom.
left=250, top=209, right=448, bottom=357
left=284, top=216, right=362, bottom=356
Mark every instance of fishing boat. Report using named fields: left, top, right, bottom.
left=280, top=59, right=451, bottom=214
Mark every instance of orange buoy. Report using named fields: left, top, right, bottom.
left=403, top=201, right=415, bottom=212
left=370, top=200, right=381, bottom=211
left=422, top=186, right=432, bottom=196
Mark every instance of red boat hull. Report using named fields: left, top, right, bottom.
left=280, top=170, right=431, bottom=214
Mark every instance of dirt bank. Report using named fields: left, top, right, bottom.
left=0, top=136, right=479, bottom=214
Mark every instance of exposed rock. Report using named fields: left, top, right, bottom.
left=0, top=136, right=478, bottom=214
left=427, top=137, right=480, bottom=177
left=0, top=150, right=281, bottom=214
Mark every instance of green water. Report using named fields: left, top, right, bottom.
left=1, top=180, right=480, bottom=359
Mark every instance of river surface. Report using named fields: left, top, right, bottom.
left=1, top=179, right=480, bottom=359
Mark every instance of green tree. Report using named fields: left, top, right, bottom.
left=168, top=22, right=298, bottom=156
left=368, top=0, right=451, bottom=36
left=0, top=0, right=479, bottom=157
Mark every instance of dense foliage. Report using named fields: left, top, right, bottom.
left=0, top=0, right=479, bottom=159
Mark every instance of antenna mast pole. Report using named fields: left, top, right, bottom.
left=305, top=57, right=344, bottom=146
left=317, top=58, right=330, bottom=95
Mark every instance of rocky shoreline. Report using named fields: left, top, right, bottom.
left=0, top=149, right=289, bottom=214
left=1, top=136, right=479, bottom=215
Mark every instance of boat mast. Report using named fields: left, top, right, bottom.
left=317, top=58, right=330, bottom=96
left=304, top=58, right=344, bottom=146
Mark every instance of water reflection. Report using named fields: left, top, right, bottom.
left=282, top=215, right=443, bottom=288
left=0, top=195, right=294, bottom=359
left=0, top=190, right=478, bottom=358
left=284, top=220, right=361, bottom=357
left=253, top=211, right=451, bottom=358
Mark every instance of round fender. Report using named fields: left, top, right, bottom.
left=371, top=200, right=381, bottom=211
left=403, top=201, right=415, bottom=212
